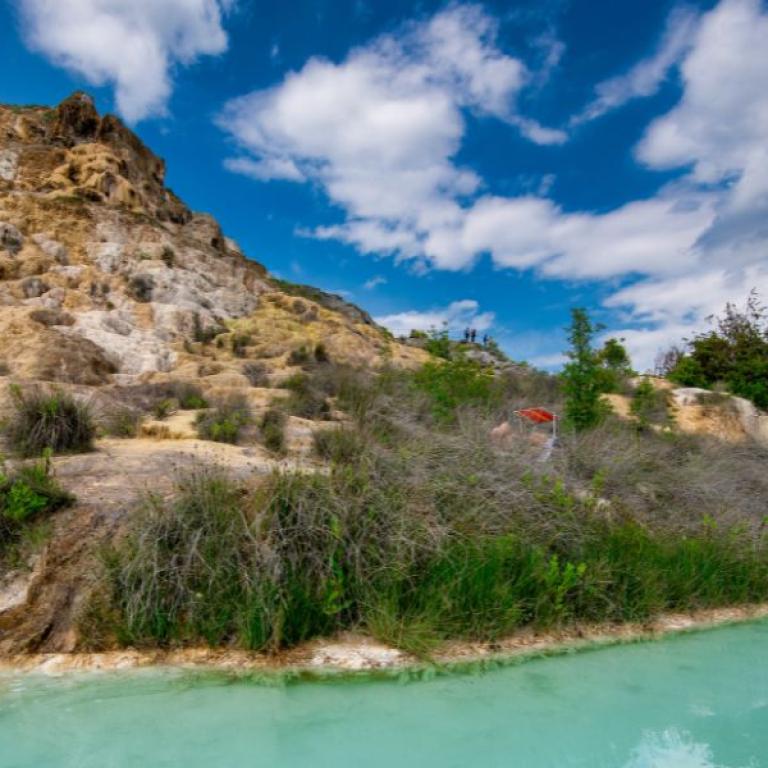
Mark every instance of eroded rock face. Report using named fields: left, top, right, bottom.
left=0, top=92, right=424, bottom=388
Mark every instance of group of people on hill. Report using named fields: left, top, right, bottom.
left=463, top=327, right=489, bottom=345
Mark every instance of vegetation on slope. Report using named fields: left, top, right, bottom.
left=660, top=291, right=768, bottom=408
left=3, top=387, right=94, bottom=457
left=83, top=331, right=768, bottom=653
left=0, top=454, right=73, bottom=563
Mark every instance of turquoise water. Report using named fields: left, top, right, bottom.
left=1, top=622, right=767, bottom=767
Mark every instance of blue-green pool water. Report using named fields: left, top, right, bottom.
left=2, top=621, right=767, bottom=767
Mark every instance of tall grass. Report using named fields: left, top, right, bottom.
left=88, top=421, right=768, bottom=653
left=81, top=361, right=768, bottom=654
left=4, top=386, right=94, bottom=457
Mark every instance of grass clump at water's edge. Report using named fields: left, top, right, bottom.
left=83, top=452, right=768, bottom=656
left=76, top=359, right=768, bottom=656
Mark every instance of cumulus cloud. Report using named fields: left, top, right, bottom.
left=218, top=3, right=565, bottom=270
left=18, top=0, right=232, bottom=121
left=375, top=299, right=494, bottom=337
left=572, top=5, right=700, bottom=125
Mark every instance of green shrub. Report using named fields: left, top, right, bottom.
left=413, top=355, right=497, bottom=422
left=630, top=379, right=668, bottom=427
left=1, top=454, right=73, bottom=556
left=152, top=398, right=176, bottom=420
left=314, top=343, right=329, bottom=363
left=313, top=427, right=364, bottom=463
left=160, top=246, right=175, bottom=267
left=172, top=382, right=208, bottom=410
left=243, top=362, right=270, bottom=387
left=260, top=409, right=286, bottom=453
left=128, top=275, right=154, bottom=302
left=4, top=387, right=94, bottom=457
left=232, top=334, right=252, bottom=358
left=288, top=346, right=310, bottom=366
left=667, top=292, right=768, bottom=408
left=282, top=373, right=330, bottom=419
left=424, top=328, right=452, bottom=360
left=196, top=396, right=251, bottom=443
left=192, top=314, right=222, bottom=344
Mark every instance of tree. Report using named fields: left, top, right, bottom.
left=595, top=337, right=633, bottom=392
left=561, top=308, right=607, bottom=431
left=630, top=378, right=662, bottom=428
left=667, top=291, right=768, bottom=408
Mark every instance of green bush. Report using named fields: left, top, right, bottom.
left=196, top=396, right=251, bottom=443
left=288, top=346, right=311, bottom=366
left=1, top=454, right=73, bottom=557
left=242, top=362, right=270, bottom=387
left=260, top=409, right=286, bottom=453
left=4, top=387, right=94, bottom=457
left=313, top=427, right=364, bottom=463
left=232, top=334, right=252, bottom=358
left=424, top=327, right=452, bottom=360
left=282, top=373, right=330, bottom=419
left=630, top=379, right=668, bottom=427
left=413, top=355, right=497, bottom=422
left=667, top=292, right=768, bottom=408
left=152, top=398, right=175, bottom=420
left=172, top=382, right=208, bottom=410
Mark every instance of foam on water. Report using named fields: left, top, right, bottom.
left=624, top=729, right=750, bottom=768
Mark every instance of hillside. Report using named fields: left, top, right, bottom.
left=1, top=94, right=768, bottom=662
left=0, top=93, right=427, bottom=652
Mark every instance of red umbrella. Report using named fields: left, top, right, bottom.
left=514, top=407, right=556, bottom=424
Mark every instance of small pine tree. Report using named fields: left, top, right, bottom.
left=561, top=308, right=606, bottom=431
left=630, top=378, right=658, bottom=427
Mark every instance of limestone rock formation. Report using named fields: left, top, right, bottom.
left=0, top=92, right=424, bottom=386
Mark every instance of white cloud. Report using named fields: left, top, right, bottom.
left=573, top=5, right=700, bottom=125
left=375, top=299, right=494, bottom=337
left=218, top=4, right=565, bottom=272
left=19, top=0, right=232, bottom=121
left=220, top=0, right=768, bottom=371
left=363, top=275, right=387, bottom=290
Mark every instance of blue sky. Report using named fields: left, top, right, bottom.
left=2, top=0, right=766, bottom=369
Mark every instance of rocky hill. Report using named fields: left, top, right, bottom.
left=0, top=92, right=424, bottom=389
left=0, top=93, right=428, bottom=653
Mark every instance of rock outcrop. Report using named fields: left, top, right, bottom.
left=0, top=92, right=424, bottom=385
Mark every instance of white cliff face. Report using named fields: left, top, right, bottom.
left=66, top=309, right=177, bottom=375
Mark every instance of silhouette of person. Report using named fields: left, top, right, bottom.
left=470, top=328, right=477, bottom=343
left=483, top=334, right=489, bottom=346
left=463, top=327, right=470, bottom=343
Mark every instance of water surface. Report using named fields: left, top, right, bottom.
left=1, top=621, right=767, bottom=767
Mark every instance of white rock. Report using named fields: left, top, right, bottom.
left=0, top=149, right=18, bottom=181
